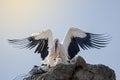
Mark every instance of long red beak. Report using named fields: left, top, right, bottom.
left=55, top=42, right=58, bottom=53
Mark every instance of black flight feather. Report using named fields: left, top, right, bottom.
left=8, top=37, right=48, bottom=60
left=68, top=33, right=110, bottom=60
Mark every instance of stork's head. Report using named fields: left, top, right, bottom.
left=54, top=38, right=59, bottom=53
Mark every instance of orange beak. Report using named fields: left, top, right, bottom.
left=55, top=41, right=58, bottom=53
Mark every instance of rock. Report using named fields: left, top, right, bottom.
left=29, top=65, right=46, bottom=75
left=39, top=64, right=75, bottom=80
left=24, top=56, right=116, bottom=80
left=72, top=69, right=94, bottom=80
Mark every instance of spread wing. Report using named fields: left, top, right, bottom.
left=62, top=27, right=110, bottom=60
left=8, top=29, right=53, bottom=60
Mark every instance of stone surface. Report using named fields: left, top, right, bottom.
left=24, top=56, right=116, bottom=80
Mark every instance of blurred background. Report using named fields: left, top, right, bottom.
left=0, top=0, right=120, bottom=80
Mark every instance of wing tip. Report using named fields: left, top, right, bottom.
left=89, top=33, right=111, bottom=49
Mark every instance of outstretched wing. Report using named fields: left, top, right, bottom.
left=8, top=29, right=53, bottom=60
left=63, top=27, right=110, bottom=60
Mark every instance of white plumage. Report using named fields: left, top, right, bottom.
left=8, top=27, right=109, bottom=67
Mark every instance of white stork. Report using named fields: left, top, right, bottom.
left=8, top=27, right=109, bottom=67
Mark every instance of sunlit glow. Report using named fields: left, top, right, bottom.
left=0, top=0, right=61, bottom=31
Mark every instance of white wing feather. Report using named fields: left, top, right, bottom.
left=31, top=29, right=53, bottom=49
left=62, top=27, right=86, bottom=51
left=62, top=27, right=109, bottom=60
left=8, top=29, right=54, bottom=60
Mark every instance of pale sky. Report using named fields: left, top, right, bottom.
left=0, top=0, right=120, bottom=80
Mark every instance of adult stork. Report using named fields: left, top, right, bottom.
left=8, top=27, right=109, bottom=67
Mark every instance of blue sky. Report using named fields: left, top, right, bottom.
left=0, top=0, right=120, bottom=80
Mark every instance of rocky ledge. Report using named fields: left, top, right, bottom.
left=24, top=56, right=116, bottom=80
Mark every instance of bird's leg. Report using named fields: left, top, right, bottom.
left=48, top=65, right=51, bottom=68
